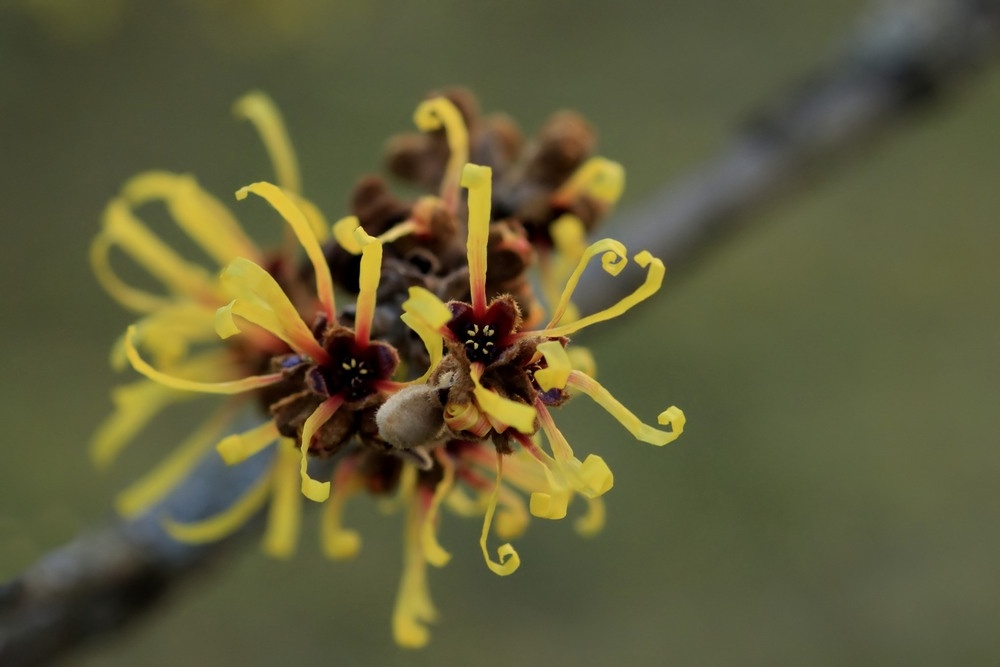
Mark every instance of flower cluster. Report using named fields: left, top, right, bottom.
left=92, top=89, right=685, bottom=647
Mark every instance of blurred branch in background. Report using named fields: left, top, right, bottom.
left=579, top=0, right=1000, bottom=313
left=2, top=0, right=999, bottom=664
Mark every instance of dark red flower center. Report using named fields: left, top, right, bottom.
left=446, top=298, right=519, bottom=365
left=305, top=329, right=399, bottom=403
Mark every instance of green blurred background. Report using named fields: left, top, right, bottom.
left=2, top=0, right=999, bottom=664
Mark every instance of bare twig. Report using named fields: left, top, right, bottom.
left=3, top=1, right=1000, bottom=664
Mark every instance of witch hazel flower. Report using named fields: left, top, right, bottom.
left=89, top=91, right=332, bottom=522
left=382, top=161, right=685, bottom=576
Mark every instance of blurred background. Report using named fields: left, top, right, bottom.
left=2, top=0, right=999, bottom=664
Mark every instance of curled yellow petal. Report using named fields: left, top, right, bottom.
left=479, top=452, right=521, bottom=576
left=554, top=157, right=625, bottom=205
left=420, top=453, right=455, bottom=567
left=163, top=473, right=272, bottom=544
left=392, top=501, right=438, bottom=648
left=233, top=91, right=301, bottom=195
left=321, top=458, right=362, bottom=560
left=567, top=370, right=684, bottom=446
left=262, top=440, right=302, bottom=559
left=540, top=250, right=664, bottom=338
left=534, top=340, right=571, bottom=392
left=216, top=420, right=279, bottom=465
left=414, top=97, right=469, bottom=209
left=122, top=171, right=261, bottom=266
left=236, top=182, right=336, bottom=320
left=460, top=163, right=492, bottom=313
left=471, top=365, right=536, bottom=435
left=297, top=397, right=342, bottom=502
left=114, top=406, right=232, bottom=518
left=125, top=325, right=283, bottom=394
left=537, top=238, right=627, bottom=331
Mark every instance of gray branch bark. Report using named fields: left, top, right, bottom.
left=4, top=1, right=1000, bottom=664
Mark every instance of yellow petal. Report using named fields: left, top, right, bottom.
left=163, top=473, right=272, bottom=544
left=398, top=312, right=443, bottom=384
left=233, top=91, right=301, bottom=195
left=538, top=250, right=664, bottom=338
left=392, top=501, right=438, bottom=648
left=111, top=302, right=218, bottom=370
left=544, top=214, right=587, bottom=324
left=90, top=379, right=183, bottom=468
left=540, top=237, right=627, bottom=331
left=262, top=440, right=303, bottom=559
left=471, top=365, right=536, bottom=434
left=125, top=325, right=283, bottom=394
left=534, top=340, right=571, bottom=392
left=377, top=219, right=421, bottom=245
left=528, top=463, right=570, bottom=520
left=236, top=182, right=336, bottom=320
left=114, top=406, right=232, bottom=517
left=493, top=485, right=530, bottom=540
left=567, top=346, right=597, bottom=379
left=554, top=157, right=625, bottom=205
left=90, top=233, right=171, bottom=314
left=401, top=286, right=453, bottom=333
left=297, top=397, right=342, bottom=502
left=122, top=171, right=260, bottom=266
left=574, top=496, right=606, bottom=537
left=420, top=454, right=454, bottom=567
left=443, top=485, right=487, bottom=517
left=354, top=226, right=384, bottom=347
left=460, top=164, right=492, bottom=313
left=332, top=216, right=363, bottom=255
left=216, top=420, right=279, bottom=465
left=216, top=258, right=329, bottom=363
left=414, top=97, right=469, bottom=209
left=321, top=458, right=362, bottom=560
left=534, top=407, right=614, bottom=499
left=479, top=453, right=521, bottom=576
left=99, top=198, right=218, bottom=301
left=290, top=194, right=330, bottom=242
left=567, top=370, right=684, bottom=446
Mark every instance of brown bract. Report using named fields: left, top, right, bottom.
left=384, top=88, right=609, bottom=246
